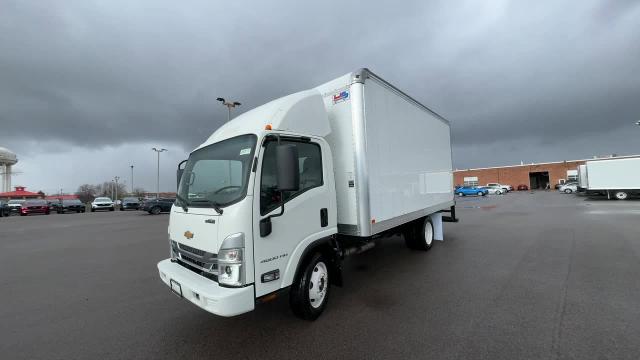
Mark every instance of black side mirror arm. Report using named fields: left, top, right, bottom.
left=260, top=192, right=285, bottom=237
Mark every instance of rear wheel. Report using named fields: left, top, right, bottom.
left=109, top=207, right=114, bottom=211
left=151, top=206, right=161, bottom=215
left=405, top=217, right=434, bottom=251
left=457, top=192, right=464, bottom=196
left=614, top=191, right=628, bottom=200
left=564, top=189, right=573, bottom=194
left=290, top=253, right=330, bottom=320
left=477, top=191, right=484, bottom=196
left=91, top=208, right=95, bottom=212
left=496, top=190, right=502, bottom=195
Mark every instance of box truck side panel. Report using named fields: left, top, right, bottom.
left=317, top=74, right=359, bottom=231
left=586, top=158, right=640, bottom=190
left=363, top=78, right=453, bottom=233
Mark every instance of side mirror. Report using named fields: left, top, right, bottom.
left=276, top=144, right=299, bottom=191
left=177, top=159, right=187, bottom=190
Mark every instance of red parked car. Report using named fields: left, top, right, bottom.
left=517, top=184, right=529, bottom=191
left=20, top=199, right=50, bottom=216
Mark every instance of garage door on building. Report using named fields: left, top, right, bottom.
left=463, top=176, right=478, bottom=187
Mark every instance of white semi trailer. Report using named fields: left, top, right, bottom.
left=157, top=69, right=456, bottom=320
left=578, top=156, right=640, bottom=200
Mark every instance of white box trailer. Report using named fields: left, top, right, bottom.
left=580, top=156, right=640, bottom=199
left=157, top=68, right=456, bottom=320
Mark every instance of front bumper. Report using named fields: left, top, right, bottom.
left=157, top=259, right=254, bottom=317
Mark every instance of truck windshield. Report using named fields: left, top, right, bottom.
left=178, top=134, right=257, bottom=208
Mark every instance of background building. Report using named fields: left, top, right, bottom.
left=0, top=186, right=42, bottom=200
left=453, top=156, right=631, bottom=190
left=0, top=147, right=18, bottom=192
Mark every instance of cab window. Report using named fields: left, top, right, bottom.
left=260, top=140, right=323, bottom=215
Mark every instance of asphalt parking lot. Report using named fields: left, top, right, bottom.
left=1, top=192, right=639, bottom=360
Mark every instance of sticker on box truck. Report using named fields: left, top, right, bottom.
left=333, top=90, right=349, bottom=104
left=239, top=148, right=251, bottom=155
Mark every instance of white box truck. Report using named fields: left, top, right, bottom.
left=578, top=156, right=640, bottom=200
left=157, top=68, right=456, bottom=320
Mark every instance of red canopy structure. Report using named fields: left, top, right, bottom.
left=0, top=186, right=42, bottom=199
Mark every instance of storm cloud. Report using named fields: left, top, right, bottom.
left=1, top=0, right=639, bottom=192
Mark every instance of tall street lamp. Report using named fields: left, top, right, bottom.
left=216, top=97, right=241, bottom=122
left=152, top=148, right=167, bottom=199
left=114, top=176, right=120, bottom=207
left=130, top=165, right=134, bottom=195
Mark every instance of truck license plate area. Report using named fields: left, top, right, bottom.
left=170, top=279, right=183, bottom=298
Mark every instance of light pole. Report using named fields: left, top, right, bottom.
left=152, top=148, right=167, bottom=199
left=114, top=176, right=120, bottom=208
left=216, top=97, right=241, bottom=122
left=130, top=165, right=134, bottom=195
left=111, top=180, right=115, bottom=199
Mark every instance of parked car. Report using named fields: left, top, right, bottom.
left=47, top=199, right=62, bottom=212
left=91, top=197, right=115, bottom=212
left=141, top=197, right=175, bottom=215
left=57, top=199, right=86, bottom=213
left=455, top=186, right=489, bottom=196
left=558, top=182, right=578, bottom=194
left=7, top=199, right=25, bottom=214
left=0, top=200, right=10, bottom=217
left=20, top=199, right=50, bottom=216
left=486, top=183, right=511, bottom=192
left=120, top=197, right=141, bottom=211
left=483, top=184, right=505, bottom=195
left=517, top=184, right=529, bottom=191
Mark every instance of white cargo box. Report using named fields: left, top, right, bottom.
left=316, top=69, right=454, bottom=237
left=584, top=156, right=640, bottom=190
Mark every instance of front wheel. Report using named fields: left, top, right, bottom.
left=477, top=191, right=484, bottom=196
left=496, top=190, right=502, bottom=195
left=290, top=253, right=330, bottom=320
left=91, top=208, right=95, bottom=212
left=150, top=206, right=161, bottom=215
left=457, top=192, right=465, bottom=197
left=564, top=189, right=573, bottom=194
left=614, top=191, right=628, bottom=200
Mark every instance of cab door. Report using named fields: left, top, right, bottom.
left=253, top=136, right=334, bottom=297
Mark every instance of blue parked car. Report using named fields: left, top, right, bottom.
left=455, top=186, right=489, bottom=196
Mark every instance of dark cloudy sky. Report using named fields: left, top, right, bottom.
left=1, top=0, right=639, bottom=194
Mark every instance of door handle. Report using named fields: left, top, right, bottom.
left=320, top=208, right=328, bottom=227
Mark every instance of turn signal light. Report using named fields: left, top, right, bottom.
left=265, top=124, right=272, bottom=130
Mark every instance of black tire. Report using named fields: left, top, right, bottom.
left=109, top=207, right=114, bottom=211
left=458, top=192, right=465, bottom=197
left=91, top=208, right=95, bottom=212
left=477, top=191, right=483, bottom=196
left=290, top=252, right=330, bottom=321
left=564, top=189, right=573, bottom=194
left=405, top=217, right=434, bottom=251
left=150, top=206, right=161, bottom=215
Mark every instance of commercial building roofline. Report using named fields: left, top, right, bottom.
left=454, top=154, right=640, bottom=172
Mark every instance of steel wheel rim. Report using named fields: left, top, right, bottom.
left=309, top=262, right=328, bottom=309
left=425, top=222, right=433, bottom=246
left=616, top=192, right=627, bottom=200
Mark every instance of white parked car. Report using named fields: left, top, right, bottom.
left=558, top=182, right=578, bottom=194
left=91, top=197, right=115, bottom=212
left=483, top=185, right=505, bottom=195
left=486, top=183, right=511, bottom=192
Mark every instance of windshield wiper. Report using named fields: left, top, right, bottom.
left=175, top=194, right=189, bottom=212
left=190, top=199, right=223, bottom=215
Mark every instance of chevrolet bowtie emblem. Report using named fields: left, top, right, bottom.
left=183, top=231, right=194, bottom=239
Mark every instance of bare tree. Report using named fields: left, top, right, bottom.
left=76, top=184, right=98, bottom=203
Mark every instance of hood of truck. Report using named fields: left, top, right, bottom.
left=169, top=209, right=220, bottom=254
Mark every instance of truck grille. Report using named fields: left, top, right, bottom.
left=172, top=241, right=218, bottom=280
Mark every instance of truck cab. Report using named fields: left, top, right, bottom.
left=158, top=90, right=338, bottom=318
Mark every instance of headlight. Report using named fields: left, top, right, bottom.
left=218, top=233, right=245, bottom=287
left=218, top=248, right=244, bottom=287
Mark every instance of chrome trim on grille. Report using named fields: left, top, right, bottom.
left=172, top=241, right=218, bottom=274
